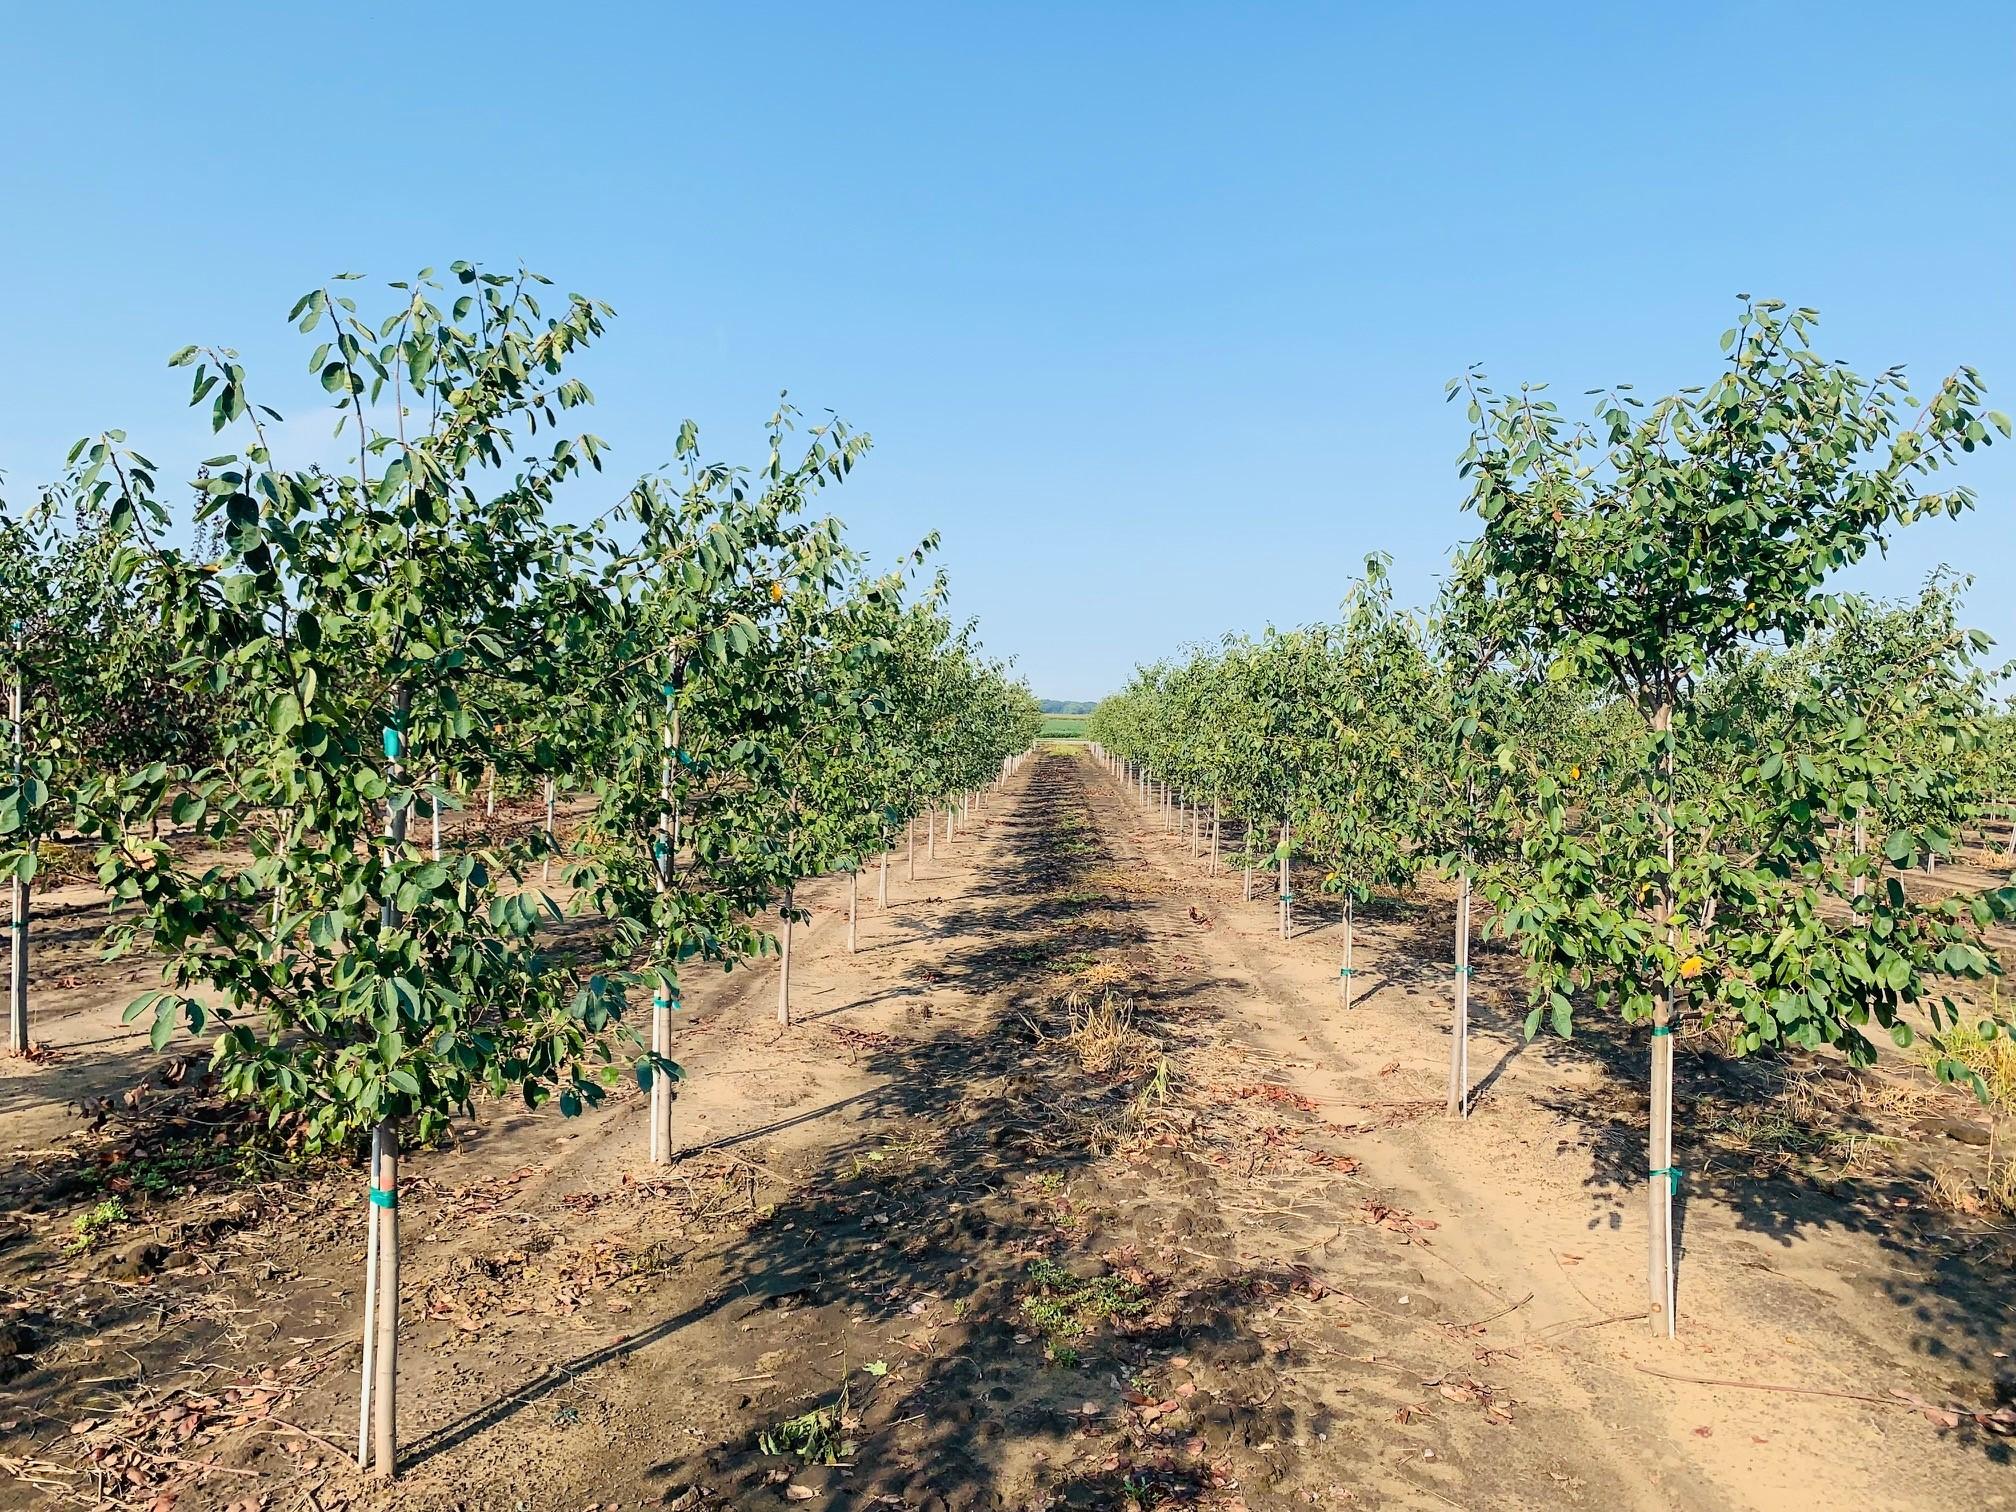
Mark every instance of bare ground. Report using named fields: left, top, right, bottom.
left=1, top=750, right=2012, bottom=1510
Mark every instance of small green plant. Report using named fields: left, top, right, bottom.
left=758, top=1401, right=853, bottom=1464
left=1020, top=1258, right=1147, bottom=1353
left=66, top=1198, right=130, bottom=1254
left=1915, top=1019, right=2016, bottom=1115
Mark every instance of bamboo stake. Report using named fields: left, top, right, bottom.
left=370, top=1127, right=399, bottom=1478
left=355, top=1125, right=381, bottom=1469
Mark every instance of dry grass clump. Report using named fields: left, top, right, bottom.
left=1063, top=991, right=1155, bottom=1076
left=1926, top=1157, right=2016, bottom=1220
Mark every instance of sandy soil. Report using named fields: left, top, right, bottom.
left=1, top=750, right=2012, bottom=1511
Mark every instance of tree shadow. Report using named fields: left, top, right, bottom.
left=399, top=753, right=1332, bottom=1506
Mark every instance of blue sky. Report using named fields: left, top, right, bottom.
left=2, top=2, right=2009, bottom=699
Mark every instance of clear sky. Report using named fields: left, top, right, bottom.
left=2, top=2, right=2010, bottom=700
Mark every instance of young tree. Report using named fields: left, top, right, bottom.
left=79, top=263, right=636, bottom=1476
left=1456, top=298, right=2014, bottom=1337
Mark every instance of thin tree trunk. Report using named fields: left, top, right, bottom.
left=1852, top=816, right=1866, bottom=901
left=1338, top=895, right=1356, bottom=1007
left=364, top=688, right=412, bottom=1477
left=907, top=816, right=916, bottom=881
left=1278, top=821, right=1292, bottom=940
left=1649, top=698, right=1677, bottom=1340
left=8, top=673, right=24, bottom=1054
left=650, top=688, right=680, bottom=1166
left=848, top=870, right=858, bottom=954
left=928, top=808, right=937, bottom=862
left=777, top=889, right=795, bottom=1027
left=430, top=769, right=441, bottom=861
left=542, top=776, right=555, bottom=886
left=1448, top=869, right=1472, bottom=1118
left=8, top=877, right=26, bottom=1055
left=1210, top=799, right=1221, bottom=876
left=879, top=850, right=889, bottom=908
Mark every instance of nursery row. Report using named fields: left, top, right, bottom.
left=1087, top=298, right=2016, bottom=1342
left=0, top=261, right=1041, bottom=1476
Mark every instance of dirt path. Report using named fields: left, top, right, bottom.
left=1091, top=749, right=2016, bottom=1511
left=2, top=750, right=2011, bottom=1510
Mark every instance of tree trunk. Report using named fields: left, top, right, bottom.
left=363, top=689, right=413, bottom=1476
left=8, top=876, right=26, bottom=1055
left=8, top=673, right=24, bottom=1054
left=879, top=850, right=889, bottom=908
left=1448, top=869, right=1472, bottom=1118
left=651, top=691, right=678, bottom=1165
left=907, top=816, right=916, bottom=881
left=542, top=776, right=556, bottom=886
left=776, top=889, right=795, bottom=1027
left=430, top=769, right=442, bottom=861
left=1278, top=822, right=1292, bottom=940
left=848, top=870, right=858, bottom=954
left=928, top=808, right=937, bottom=862
left=1852, top=816, right=1866, bottom=901
left=1210, top=799, right=1221, bottom=876
left=1649, top=698, right=1678, bottom=1340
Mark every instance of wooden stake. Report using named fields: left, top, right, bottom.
left=370, top=1125, right=399, bottom=1479
left=356, top=1126, right=381, bottom=1470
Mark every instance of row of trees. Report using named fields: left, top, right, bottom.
left=0, top=262, right=1039, bottom=1475
left=1091, top=299, right=2016, bottom=1339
